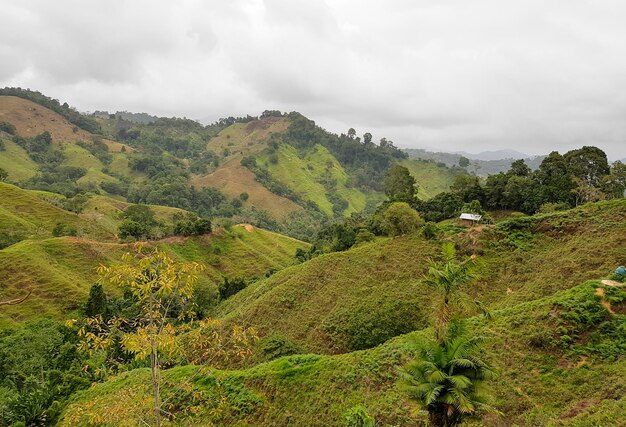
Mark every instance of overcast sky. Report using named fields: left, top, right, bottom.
left=2, top=0, right=626, bottom=159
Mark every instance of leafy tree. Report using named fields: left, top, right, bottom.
left=508, top=159, right=531, bottom=177
left=416, top=192, right=464, bottom=222
left=450, top=175, right=484, bottom=204
left=363, top=132, right=372, bottom=145
left=458, top=156, right=470, bottom=168
left=84, top=284, right=108, bottom=318
left=399, top=325, right=497, bottom=427
left=381, top=202, right=423, bottom=236
left=564, top=146, right=610, bottom=187
left=384, top=165, right=417, bottom=202
left=571, top=176, right=606, bottom=206
left=601, top=160, right=626, bottom=198
left=74, top=248, right=206, bottom=427
left=347, top=128, right=356, bottom=139
left=535, top=151, right=574, bottom=204
left=0, top=168, right=8, bottom=182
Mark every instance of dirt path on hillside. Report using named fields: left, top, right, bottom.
left=595, top=287, right=615, bottom=314
left=237, top=223, right=254, bottom=232
left=595, top=280, right=625, bottom=314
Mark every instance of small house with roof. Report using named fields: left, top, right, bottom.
left=459, top=213, right=482, bottom=226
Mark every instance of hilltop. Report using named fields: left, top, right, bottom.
left=0, top=90, right=461, bottom=240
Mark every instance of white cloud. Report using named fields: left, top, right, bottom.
left=1, top=0, right=625, bottom=158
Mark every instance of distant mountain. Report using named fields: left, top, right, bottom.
left=93, top=110, right=158, bottom=124
left=455, top=149, right=530, bottom=161
left=404, top=148, right=545, bottom=176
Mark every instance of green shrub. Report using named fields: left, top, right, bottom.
left=421, top=221, right=441, bottom=240
left=257, top=334, right=305, bottom=361
left=323, top=299, right=426, bottom=351
left=0, top=121, right=16, bottom=135
left=343, top=405, right=375, bottom=427
left=52, top=223, right=77, bottom=237
left=381, top=202, right=423, bottom=236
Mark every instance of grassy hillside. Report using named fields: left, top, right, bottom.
left=400, top=158, right=460, bottom=200
left=0, top=137, right=39, bottom=181
left=0, top=183, right=114, bottom=243
left=0, top=225, right=308, bottom=325
left=216, top=199, right=626, bottom=354
left=0, top=96, right=123, bottom=149
left=258, top=144, right=377, bottom=216
left=59, top=280, right=626, bottom=426
left=192, top=118, right=304, bottom=219
left=192, top=158, right=303, bottom=219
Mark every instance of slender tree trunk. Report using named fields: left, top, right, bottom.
left=150, top=340, right=161, bottom=427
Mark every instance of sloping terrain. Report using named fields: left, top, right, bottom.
left=192, top=118, right=303, bottom=218
left=59, top=280, right=626, bottom=426
left=400, top=158, right=460, bottom=200
left=0, top=137, right=38, bottom=181
left=192, top=158, right=302, bottom=219
left=257, top=144, right=375, bottom=216
left=0, top=183, right=115, bottom=242
left=0, top=96, right=124, bottom=150
left=0, top=225, right=308, bottom=325
left=216, top=199, right=626, bottom=354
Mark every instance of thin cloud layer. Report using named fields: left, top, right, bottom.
left=2, top=0, right=625, bottom=158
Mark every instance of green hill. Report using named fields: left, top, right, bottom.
left=58, top=279, right=626, bottom=426
left=0, top=225, right=308, bottom=325
left=215, top=199, right=626, bottom=354
left=400, top=158, right=461, bottom=200
left=0, top=183, right=114, bottom=244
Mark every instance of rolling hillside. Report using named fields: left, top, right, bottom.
left=59, top=279, right=626, bottom=426
left=0, top=183, right=115, bottom=243
left=216, top=199, right=626, bottom=354
left=0, top=225, right=308, bottom=325
left=0, top=95, right=126, bottom=152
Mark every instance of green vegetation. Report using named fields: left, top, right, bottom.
left=1, top=90, right=625, bottom=426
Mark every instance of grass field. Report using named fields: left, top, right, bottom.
left=0, top=183, right=115, bottom=242
left=0, top=138, right=38, bottom=181
left=0, top=225, right=308, bottom=325
left=400, top=158, right=459, bottom=200
left=59, top=278, right=626, bottom=426
left=215, top=198, right=626, bottom=354
left=258, top=144, right=377, bottom=216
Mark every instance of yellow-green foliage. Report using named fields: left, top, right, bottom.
left=258, top=144, right=377, bottom=216
left=0, top=138, right=38, bottom=181
left=400, top=159, right=459, bottom=200
left=0, top=225, right=308, bottom=325
left=59, top=281, right=626, bottom=426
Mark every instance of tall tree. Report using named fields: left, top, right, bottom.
left=384, top=165, right=417, bottom=203
left=535, top=151, right=574, bottom=204
left=564, top=146, right=610, bottom=187
left=508, top=159, right=531, bottom=177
